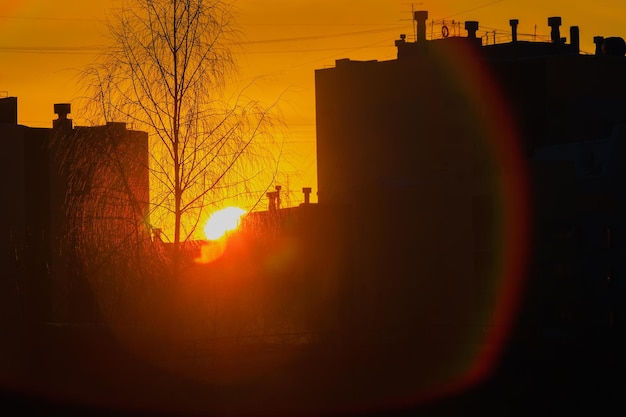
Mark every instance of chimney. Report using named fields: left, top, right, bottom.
left=414, top=10, right=428, bottom=42
left=302, top=187, right=312, bottom=205
left=465, top=21, right=479, bottom=39
left=594, top=36, right=605, bottom=55
left=53, top=103, right=73, bottom=131
left=570, top=26, right=580, bottom=54
left=509, top=19, right=519, bottom=43
left=267, top=191, right=278, bottom=212
left=548, top=16, right=562, bottom=43
left=275, top=185, right=282, bottom=210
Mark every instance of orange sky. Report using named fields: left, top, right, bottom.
left=2, top=0, right=626, bottom=209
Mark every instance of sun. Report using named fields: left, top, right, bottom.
left=204, top=206, right=247, bottom=241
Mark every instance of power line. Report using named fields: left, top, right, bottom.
left=0, top=26, right=406, bottom=55
left=0, top=41, right=394, bottom=56
left=242, top=44, right=393, bottom=55
left=436, top=0, right=507, bottom=21
left=244, top=22, right=399, bottom=27
left=0, top=45, right=102, bottom=55
left=0, top=14, right=99, bottom=22
left=246, top=26, right=408, bottom=45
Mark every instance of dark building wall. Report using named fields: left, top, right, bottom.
left=49, top=121, right=150, bottom=323
left=1, top=101, right=52, bottom=325
left=313, top=32, right=626, bottom=357
left=1, top=98, right=150, bottom=325
left=1, top=123, right=28, bottom=327
left=507, top=55, right=626, bottom=146
left=314, top=45, right=507, bottom=351
left=315, top=55, right=491, bottom=206
left=22, top=127, right=52, bottom=323
left=522, top=123, right=626, bottom=336
left=543, top=56, right=626, bottom=145
left=491, top=55, right=626, bottom=149
left=68, top=123, right=150, bottom=226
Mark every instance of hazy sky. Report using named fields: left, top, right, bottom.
left=1, top=0, right=625, bottom=205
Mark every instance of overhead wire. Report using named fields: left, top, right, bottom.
left=0, top=14, right=99, bottom=22
left=0, top=45, right=102, bottom=55
left=435, top=0, right=507, bottom=22
left=244, top=25, right=408, bottom=45
left=0, top=22, right=408, bottom=55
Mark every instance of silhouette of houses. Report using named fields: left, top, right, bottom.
left=0, top=97, right=149, bottom=324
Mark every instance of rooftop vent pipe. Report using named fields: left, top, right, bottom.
left=465, top=21, right=479, bottom=39
left=548, top=16, right=562, bottom=43
left=414, top=10, right=428, bottom=42
left=275, top=185, right=282, bottom=210
left=267, top=191, right=278, bottom=212
left=594, top=36, right=605, bottom=55
left=509, top=19, right=519, bottom=43
left=267, top=185, right=281, bottom=212
left=53, top=103, right=72, bottom=131
left=302, top=187, right=312, bottom=205
left=570, top=26, right=580, bottom=54
left=54, top=103, right=70, bottom=119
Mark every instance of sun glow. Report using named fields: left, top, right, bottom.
left=203, top=206, right=246, bottom=241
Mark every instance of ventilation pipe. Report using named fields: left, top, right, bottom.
left=267, top=191, right=278, bottom=212
left=570, top=26, right=580, bottom=54
left=465, top=21, right=479, bottom=39
left=275, top=185, right=282, bottom=210
left=548, top=16, right=562, bottom=43
left=414, top=10, right=428, bottom=42
left=510, top=19, right=519, bottom=43
left=594, top=36, right=605, bottom=55
left=53, top=103, right=72, bottom=131
left=267, top=185, right=282, bottom=212
left=302, top=187, right=312, bottom=205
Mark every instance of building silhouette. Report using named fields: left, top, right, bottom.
left=198, top=14, right=626, bottom=383
left=0, top=97, right=149, bottom=325
left=311, top=11, right=626, bottom=374
left=3, top=11, right=626, bottom=414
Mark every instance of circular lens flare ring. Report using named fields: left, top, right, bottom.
left=204, top=207, right=246, bottom=240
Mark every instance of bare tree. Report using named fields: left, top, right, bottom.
left=81, top=0, right=280, bottom=249
left=50, top=0, right=281, bottom=327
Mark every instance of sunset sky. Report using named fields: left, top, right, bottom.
left=1, top=0, right=625, bottom=208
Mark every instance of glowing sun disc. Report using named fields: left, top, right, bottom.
left=204, top=207, right=246, bottom=240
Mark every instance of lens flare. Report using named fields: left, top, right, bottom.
left=204, top=207, right=246, bottom=241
